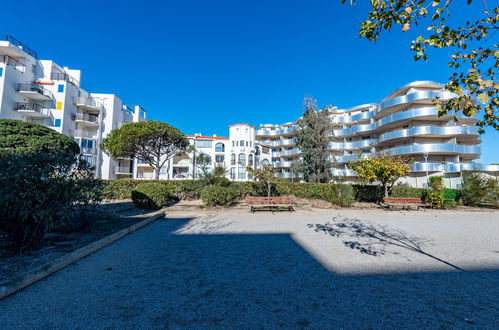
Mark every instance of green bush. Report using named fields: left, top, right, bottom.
left=425, top=190, right=444, bottom=209
left=132, top=182, right=173, bottom=209
left=352, top=185, right=384, bottom=203
left=327, top=184, right=355, bottom=207
left=200, top=185, right=237, bottom=206
left=391, top=186, right=428, bottom=198
left=428, top=176, right=444, bottom=190
left=461, top=171, right=491, bottom=206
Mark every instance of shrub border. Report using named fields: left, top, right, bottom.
left=0, top=208, right=166, bottom=301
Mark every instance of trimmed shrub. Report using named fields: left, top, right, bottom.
left=428, top=176, right=444, bottom=190
left=200, top=185, right=237, bottom=206
left=132, top=182, right=173, bottom=209
left=391, top=186, right=428, bottom=198
left=327, top=184, right=355, bottom=207
left=352, top=185, right=384, bottom=203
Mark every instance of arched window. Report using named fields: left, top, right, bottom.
left=238, top=153, right=246, bottom=165
left=215, top=142, right=225, bottom=153
left=231, top=154, right=236, bottom=165
left=262, top=159, right=270, bottom=166
left=248, top=154, right=254, bottom=166
left=230, top=167, right=235, bottom=180
left=240, top=140, right=244, bottom=147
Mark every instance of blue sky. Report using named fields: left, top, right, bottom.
left=5, top=0, right=497, bottom=163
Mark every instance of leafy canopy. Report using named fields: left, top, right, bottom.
left=101, top=121, right=189, bottom=179
left=342, top=0, right=499, bottom=132
left=0, top=119, right=79, bottom=156
left=348, top=153, right=411, bottom=197
left=294, top=97, right=335, bottom=183
left=247, top=163, right=279, bottom=197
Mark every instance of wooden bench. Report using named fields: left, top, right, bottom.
left=383, top=197, right=427, bottom=211
left=245, top=196, right=295, bottom=213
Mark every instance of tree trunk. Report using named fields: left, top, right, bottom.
left=267, top=183, right=271, bottom=197
left=384, top=183, right=388, bottom=197
left=154, top=167, right=160, bottom=180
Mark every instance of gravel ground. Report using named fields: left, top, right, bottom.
left=0, top=207, right=498, bottom=329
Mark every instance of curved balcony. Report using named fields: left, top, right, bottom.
left=378, top=125, right=479, bottom=143
left=330, top=139, right=377, bottom=151
left=411, top=162, right=445, bottom=172
left=384, top=143, right=480, bottom=157
left=378, top=90, right=455, bottom=113
left=331, top=110, right=375, bottom=124
left=274, top=148, right=301, bottom=157
left=256, top=126, right=298, bottom=137
left=332, top=169, right=356, bottom=177
left=334, top=123, right=377, bottom=137
left=337, top=154, right=361, bottom=163
left=274, top=161, right=294, bottom=168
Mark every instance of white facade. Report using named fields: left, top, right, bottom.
left=0, top=35, right=145, bottom=180
left=256, top=81, right=498, bottom=188
left=138, top=125, right=273, bottom=181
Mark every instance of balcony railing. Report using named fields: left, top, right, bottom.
left=17, top=83, right=54, bottom=99
left=15, top=102, right=50, bottom=117
left=75, top=112, right=99, bottom=124
left=115, top=166, right=132, bottom=174
left=0, top=55, right=25, bottom=72
left=51, top=72, right=79, bottom=86
left=0, top=35, right=38, bottom=58
left=74, top=96, right=99, bottom=111
left=72, top=129, right=97, bottom=139
left=137, top=172, right=155, bottom=179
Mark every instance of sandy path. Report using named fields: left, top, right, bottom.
left=0, top=208, right=498, bottom=329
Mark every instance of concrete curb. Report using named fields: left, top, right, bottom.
left=0, top=208, right=166, bottom=301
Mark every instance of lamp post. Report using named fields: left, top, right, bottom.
left=423, top=152, right=429, bottom=188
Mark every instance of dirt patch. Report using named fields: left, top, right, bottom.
left=0, top=201, right=154, bottom=283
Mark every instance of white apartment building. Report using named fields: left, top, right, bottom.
left=0, top=35, right=146, bottom=179
left=138, top=124, right=273, bottom=181
left=256, top=81, right=499, bottom=188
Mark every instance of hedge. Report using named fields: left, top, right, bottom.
left=102, top=179, right=460, bottom=204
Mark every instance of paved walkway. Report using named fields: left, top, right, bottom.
left=1, top=208, right=498, bottom=329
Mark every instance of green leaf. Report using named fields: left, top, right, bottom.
left=477, top=93, right=490, bottom=104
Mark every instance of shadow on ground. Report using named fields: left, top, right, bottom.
left=1, top=216, right=498, bottom=328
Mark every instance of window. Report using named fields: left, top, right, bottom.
left=56, top=101, right=63, bottom=110
left=246, top=141, right=248, bottom=147
left=53, top=118, right=61, bottom=127
left=250, top=141, right=252, bottom=147
left=262, top=159, right=270, bottom=165
left=231, top=154, right=236, bottom=165
left=232, top=141, right=235, bottom=147
left=215, top=155, right=224, bottom=163
left=196, top=140, right=212, bottom=148
left=362, top=149, right=371, bottom=154
left=238, top=167, right=246, bottom=179
left=0, top=68, right=3, bottom=77
left=160, top=166, right=168, bottom=174
left=238, top=153, right=246, bottom=165
left=215, top=142, right=225, bottom=153
left=240, top=140, right=244, bottom=147
left=57, top=84, right=64, bottom=93
left=230, top=167, right=235, bottom=179
left=248, top=154, right=253, bottom=166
